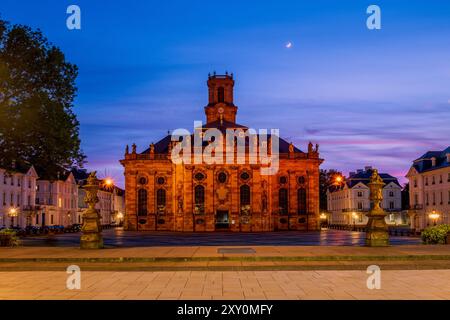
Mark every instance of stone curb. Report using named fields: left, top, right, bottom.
left=1, top=254, right=450, bottom=263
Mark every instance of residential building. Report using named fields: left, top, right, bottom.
left=0, top=165, right=38, bottom=227
left=72, top=169, right=123, bottom=226
left=327, top=167, right=405, bottom=226
left=406, top=146, right=450, bottom=230
left=35, top=171, right=78, bottom=227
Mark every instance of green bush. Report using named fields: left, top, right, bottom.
left=0, top=229, right=21, bottom=247
left=421, top=224, right=450, bottom=244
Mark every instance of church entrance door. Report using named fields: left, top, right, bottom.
left=215, top=210, right=229, bottom=229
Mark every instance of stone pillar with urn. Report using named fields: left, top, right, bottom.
left=80, top=171, right=104, bottom=249
left=365, top=169, right=389, bottom=247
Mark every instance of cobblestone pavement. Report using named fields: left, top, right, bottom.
left=0, top=270, right=449, bottom=300
left=20, top=228, right=421, bottom=247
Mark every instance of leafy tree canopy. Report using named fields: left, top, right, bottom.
left=0, top=18, right=85, bottom=179
left=319, top=169, right=343, bottom=211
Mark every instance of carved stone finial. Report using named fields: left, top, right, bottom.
left=315, top=143, right=319, bottom=153
left=132, top=143, right=137, bottom=154
left=150, top=143, right=155, bottom=154
left=368, top=168, right=385, bottom=211
left=85, top=171, right=99, bottom=210
left=125, top=145, right=129, bottom=155
left=289, top=142, right=294, bottom=153
left=308, top=142, right=313, bottom=153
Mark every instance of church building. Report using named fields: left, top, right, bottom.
left=120, top=73, right=323, bottom=231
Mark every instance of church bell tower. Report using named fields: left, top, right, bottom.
left=204, top=72, right=238, bottom=124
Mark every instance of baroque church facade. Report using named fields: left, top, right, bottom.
left=120, top=74, right=323, bottom=231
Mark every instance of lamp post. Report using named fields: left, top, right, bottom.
left=429, top=210, right=440, bottom=226
left=8, top=208, right=18, bottom=228
left=352, top=212, right=358, bottom=230
left=117, top=212, right=124, bottom=225
left=319, top=213, right=327, bottom=229
left=103, top=177, right=114, bottom=226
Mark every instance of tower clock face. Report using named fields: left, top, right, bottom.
left=218, top=107, right=224, bottom=114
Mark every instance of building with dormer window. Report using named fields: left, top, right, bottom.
left=327, top=167, right=404, bottom=226
left=35, top=171, right=78, bottom=227
left=406, top=146, right=450, bottom=230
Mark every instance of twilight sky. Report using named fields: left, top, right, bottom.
left=1, top=0, right=449, bottom=187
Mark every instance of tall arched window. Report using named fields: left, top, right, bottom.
left=194, top=185, right=205, bottom=214
left=137, top=189, right=147, bottom=216
left=279, top=188, right=288, bottom=214
left=218, top=87, right=224, bottom=103
left=297, top=188, right=307, bottom=214
left=156, top=189, right=166, bottom=214
left=240, top=185, right=251, bottom=214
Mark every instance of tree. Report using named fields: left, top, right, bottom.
left=319, top=169, right=343, bottom=211
left=0, top=18, right=85, bottom=179
left=401, top=183, right=409, bottom=210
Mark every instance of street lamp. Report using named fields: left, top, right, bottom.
left=319, top=213, right=327, bottom=229
left=104, top=178, right=114, bottom=187
left=429, top=210, right=440, bottom=226
left=8, top=208, right=19, bottom=228
left=117, top=212, right=124, bottom=225
left=333, top=175, right=344, bottom=186
left=352, top=212, right=358, bottom=230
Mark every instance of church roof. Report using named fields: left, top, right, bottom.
left=201, top=119, right=248, bottom=130
left=141, top=132, right=303, bottom=154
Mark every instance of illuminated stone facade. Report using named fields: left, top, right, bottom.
left=120, top=74, right=323, bottom=231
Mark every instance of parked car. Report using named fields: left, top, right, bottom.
left=65, top=224, right=82, bottom=233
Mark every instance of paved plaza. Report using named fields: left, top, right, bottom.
left=0, top=270, right=449, bottom=300
left=20, top=229, right=421, bottom=247
left=3, top=229, right=449, bottom=300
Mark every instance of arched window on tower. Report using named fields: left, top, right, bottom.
left=217, top=87, right=225, bottom=103
left=279, top=188, right=288, bottom=215
left=297, top=188, right=307, bottom=214
left=240, top=185, right=251, bottom=214
left=137, top=189, right=147, bottom=216
left=194, top=185, right=205, bottom=214
left=156, top=189, right=166, bottom=214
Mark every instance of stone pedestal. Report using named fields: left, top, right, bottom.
left=365, top=169, right=389, bottom=247
left=80, top=172, right=103, bottom=249
left=80, top=209, right=103, bottom=249
left=365, top=209, right=389, bottom=247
